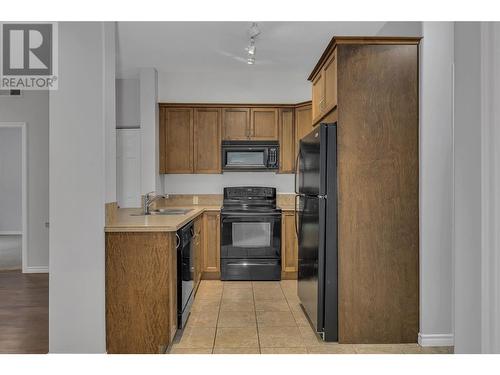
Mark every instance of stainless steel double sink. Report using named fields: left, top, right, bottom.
left=130, top=208, right=193, bottom=216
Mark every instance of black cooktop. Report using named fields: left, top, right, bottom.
left=221, top=186, right=280, bottom=213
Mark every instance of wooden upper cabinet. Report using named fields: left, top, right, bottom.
left=159, top=102, right=312, bottom=174
left=279, top=109, right=295, bottom=173
left=295, top=103, right=313, bottom=159
left=311, top=47, right=338, bottom=126
left=222, top=108, right=250, bottom=140
left=323, top=48, right=338, bottom=114
left=159, top=107, right=166, bottom=174
left=194, top=108, right=221, bottom=173
left=250, top=108, right=279, bottom=140
left=165, top=108, right=193, bottom=173
left=311, top=71, right=325, bottom=125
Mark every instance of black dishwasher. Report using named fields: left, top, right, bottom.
left=177, top=221, right=195, bottom=329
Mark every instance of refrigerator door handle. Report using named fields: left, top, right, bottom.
left=294, top=194, right=300, bottom=239
left=294, top=149, right=301, bottom=194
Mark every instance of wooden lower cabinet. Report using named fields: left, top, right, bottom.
left=202, top=211, right=221, bottom=279
left=106, top=231, right=176, bottom=354
left=193, top=215, right=203, bottom=289
left=281, top=212, right=298, bottom=279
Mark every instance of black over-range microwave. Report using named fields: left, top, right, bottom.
left=221, top=141, right=279, bottom=171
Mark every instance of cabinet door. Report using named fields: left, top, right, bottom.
left=165, top=108, right=193, bottom=173
left=295, top=104, right=313, bottom=161
left=311, top=71, right=325, bottom=125
left=323, top=48, right=338, bottom=114
left=250, top=108, right=279, bottom=140
left=281, top=212, right=298, bottom=278
left=194, top=108, right=221, bottom=173
left=193, top=216, right=203, bottom=289
left=279, top=109, right=295, bottom=173
left=168, top=233, right=178, bottom=342
left=203, top=212, right=220, bottom=277
left=222, top=108, right=250, bottom=140
left=159, top=107, right=166, bottom=174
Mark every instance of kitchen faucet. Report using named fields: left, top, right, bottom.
left=143, top=191, right=168, bottom=215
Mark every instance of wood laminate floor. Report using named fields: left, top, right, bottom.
left=0, top=271, right=49, bottom=353
left=169, top=280, right=454, bottom=354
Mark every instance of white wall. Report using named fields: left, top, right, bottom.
left=139, top=68, right=161, bottom=194
left=487, top=21, right=500, bottom=355
left=0, top=235, right=21, bottom=270
left=116, top=78, right=140, bottom=128
left=376, top=21, right=422, bottom=36
left=0, top=127, right=22, bottom=232
left=453, top=22, right=483, bottom=354
left=117, top=129, right=142, bottom=207
left=105, top=23, right=117, bottom=204
left=418, top=22, right=454, bottom=346
left=0, top=92, right=49, bottom=271
left=164, top=173, right=295, bottom=194
left=49, top=22, right=108, bottom=353
left=158, top=71, right=309, bottom=103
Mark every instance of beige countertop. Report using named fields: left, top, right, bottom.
left=105, top=204, right=295, bottom=232
left=105, top=205, right=221, bottom=233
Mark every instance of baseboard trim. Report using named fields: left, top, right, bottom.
left=418, top=333, right=454, bottom=347
left=24, top=266, right=49, bottom=274
left=0, top=231, right=22, bottom=235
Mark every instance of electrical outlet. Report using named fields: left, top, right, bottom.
left=193, top=196, right=199, bottom=205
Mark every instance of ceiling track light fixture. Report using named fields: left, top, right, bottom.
left=246, top=22, right=260, bottom=65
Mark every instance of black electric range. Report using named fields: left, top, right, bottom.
left=220, top=187, right=282, bottom=281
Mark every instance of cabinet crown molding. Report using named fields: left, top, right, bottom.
left=307, top=36, right=422, bottom=81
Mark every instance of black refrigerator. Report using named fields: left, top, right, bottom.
left=295, top=123, right=338, bottom=342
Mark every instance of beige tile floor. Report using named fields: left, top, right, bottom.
left=169, top=280, right=453, bottom=354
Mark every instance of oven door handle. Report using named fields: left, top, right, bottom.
left=221, top=212, right=282, bottom=217
left=226, top=262, right=278, bottom=266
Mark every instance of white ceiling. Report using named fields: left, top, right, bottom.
left=116, top=22, right=387, bottom=78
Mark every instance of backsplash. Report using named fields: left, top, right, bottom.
left=154, top=193, right=295, bottom=208
left=162, top=173, right=295, bottom=194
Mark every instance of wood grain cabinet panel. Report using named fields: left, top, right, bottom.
left=193, top=215, right=203, bottom=290
left=165, top=108, right=193, bottom=173
left=250, top=108, right=279, bottom=140
left=294, top=103, right=313, bottom=160
left=203, top=212, right=220, bottom=278
left=311, top=71, right=325, bottom=125
left=336, top=43, right=419, bottom=344
left=279, top=109, right=295, bottom=173
left=222, top=108, right=250, bottom=140
left=323, top=48, right=338, bottom=114
left=194, top=108, right=221, bottom=173
left=281, top=212, right=298, bottom=279
left=307, top=37, right=420, bottom=344
left=106, top=232, right=175, bottom=353
left=159, top=107, right=166, bottom=173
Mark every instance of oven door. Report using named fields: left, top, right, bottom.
left=222, top=147, right=269, bottom=171
left=221, top=212, right=281, bottom=259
